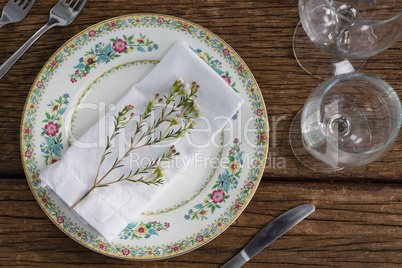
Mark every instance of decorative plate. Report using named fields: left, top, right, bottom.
left=21, top=14, right=268, bottom=260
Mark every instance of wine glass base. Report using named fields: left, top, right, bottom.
left=289, top=109, right=344, bottom=173
left=292, top=21, right=367, bottom=80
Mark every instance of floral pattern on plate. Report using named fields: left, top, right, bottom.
left=40, top=94, right=69, bottom=165
left=70, top=34, right=158, bottom=82
left=184, top=139, right=243, bottom=221
left=119, top=221, right=170, bottom=240
left=192, top=47, right=238, bottom=92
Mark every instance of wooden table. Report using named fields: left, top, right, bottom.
left=1, top=0, right=401, bottom=266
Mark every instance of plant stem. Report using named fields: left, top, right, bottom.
left=69, top=80, right=200, bottom=210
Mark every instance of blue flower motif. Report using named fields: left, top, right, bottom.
left=184, top=214, right=190, bottom=220
left=232, top=113, right=238, bottom=120
left=145, top=234, right=151, bottom=239
left=153, top=43, right=159, bottom=50
left=63, top=93, right=69, bottom=99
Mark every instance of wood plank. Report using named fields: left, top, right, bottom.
left=1, top=179, right=401, bottom=266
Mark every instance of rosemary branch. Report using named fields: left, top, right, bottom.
left=70, top=79, right=201, bottom=210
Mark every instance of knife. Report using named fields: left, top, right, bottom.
left=221, top=204, right=315, bottom=268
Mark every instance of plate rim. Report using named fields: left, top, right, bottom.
left=20, top=13, right=269, bottom=260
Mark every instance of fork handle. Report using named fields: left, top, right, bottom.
left=0, top=18, right=58, bottom=79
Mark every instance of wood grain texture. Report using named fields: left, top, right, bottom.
left=1, top=179, right=401, bottom=267
left=0, top=0, right=401, bottom=266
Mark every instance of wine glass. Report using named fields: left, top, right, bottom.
left=289, top=73, right=401, bottom=172
left=293, top=0, right=402, bottom=79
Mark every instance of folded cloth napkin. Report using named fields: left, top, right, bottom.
left=40, top=41, right=244, bottom=241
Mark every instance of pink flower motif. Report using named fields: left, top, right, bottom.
left=234, top=203, right=241, bottom=210
left=211, top=189, right=225, bottom=204
left=88, top=30, right=96, bottom=37
left=256, top=109, right=263, bottom=116
left=173, top=245, right=180, bottom=252
left=222, top=48, right=230, bottom=56
left=51, top=60, right=57, bottom=67
left=44, top=122, right=59, bottom=136
left=234, top=138, right=239, bottom=143
left=236, top=65, right=244, bottom=72
left=24, top=128, right=30, bottom=135
left=247, top=182, right=254, bottom=189
left=182, top=23, right=189, bottom=30
left=36, top=81, right=44, bottom=88
left=112, top=39, right=127, bottom=53
left=41, top=197, right=48, bottom=203
left=99, top=243, right=105, bottom=250
left=221, top=75, right=231, bottom=85
left=25, top=150, right=32, bottom=158
left=110, top=21, right=117, bottom=28
left=75, top=70, right=79, bottom=75
left=137, top=226, right=146, bottom=234
left=157, top=17, right=165, bottom=24
left=164, top=222, right=170, bottom=228
left=258, top=134, right=266, bottom=141
left=57, top=216, right=64, bottom=223
left=121, top=248, right=130, bottom=255
left=196, top=235, right=204, bottom=242
left=230, top=163, right=238, bottom=171
left=86, top=57, right=94, bottom=64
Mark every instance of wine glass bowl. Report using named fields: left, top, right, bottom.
left=290, top=73, right=401, bottom=172
left=294, top=0, right=402, bottom=78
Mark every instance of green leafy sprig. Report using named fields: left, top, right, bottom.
left=70, top=79, right=201, bottom=210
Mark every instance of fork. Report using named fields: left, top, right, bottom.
left=0, top=0, right=86, bottom=79
left=0, top=0, right=36, bottom=28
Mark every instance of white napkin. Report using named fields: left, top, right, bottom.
left=40, top=41, right=244, bottom=241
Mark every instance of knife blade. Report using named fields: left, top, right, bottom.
left=221, top=204, right=315, bottom=268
